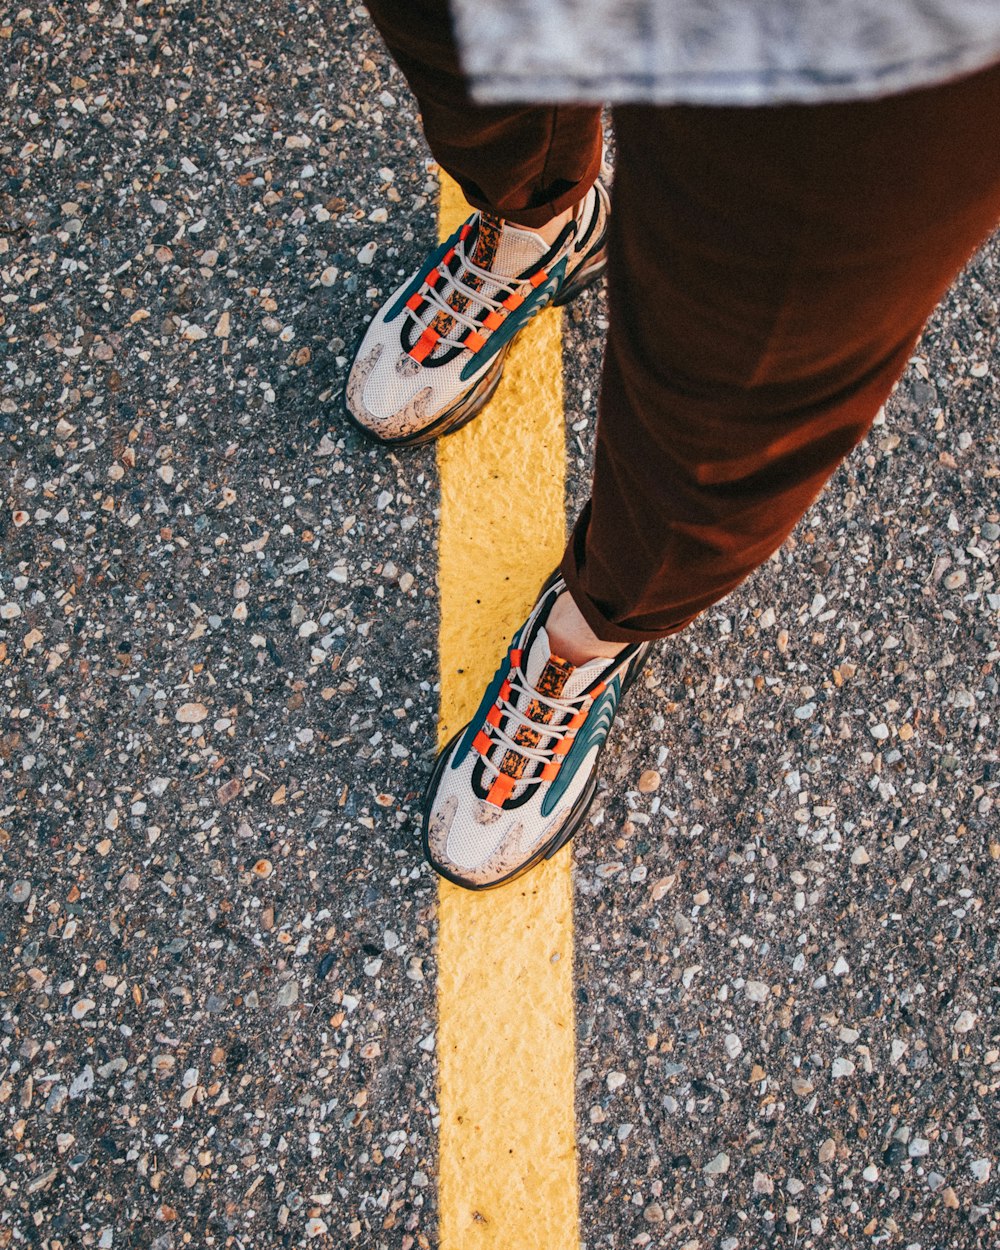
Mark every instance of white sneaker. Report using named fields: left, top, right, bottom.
left=422, top=574, right=653, bottom=890
left=344, top=182, right=609, bottom=444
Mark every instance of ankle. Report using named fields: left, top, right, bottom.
left=547, top=591, right=626, bottom=667
left=531, top=204, right=575, bottom=247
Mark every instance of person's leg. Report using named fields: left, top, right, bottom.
left=364, top=0, right=602, bottom=227
left=561, top=62, right=1000, bottom=643
left=348, top=0, right=608, bottom=444
left=425, top=60, right=1000, bottom=889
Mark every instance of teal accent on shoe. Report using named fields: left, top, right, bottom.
left=540, top=676, right=621, bottom=818
left=450, top=649, right=514, bottom=770
left=384, top=229, right=463, bottom=323
left=458, top=259, right=568, bottom=382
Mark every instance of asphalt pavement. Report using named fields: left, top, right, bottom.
left=1, top=4, right=998, bottom=1249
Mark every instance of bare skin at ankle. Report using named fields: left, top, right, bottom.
left=547, top=591, right=626, bottom=667
left=531, top=203, right=575, bottom=247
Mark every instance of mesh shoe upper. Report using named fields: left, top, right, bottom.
left=345, top=183, right=607, bottom=441
left=423, top=577, right=650, bottom=889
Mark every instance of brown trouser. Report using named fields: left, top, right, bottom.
left=367, top=0, right=1000, bottom=642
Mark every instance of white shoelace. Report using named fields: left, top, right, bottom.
left=409, top=241, right=521, bottom=346
left=478, top=672, right=587, bottom=780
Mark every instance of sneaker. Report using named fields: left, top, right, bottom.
left=422, top=575, right=653, bottom=890
left=344, top=181, right=609, bottom=445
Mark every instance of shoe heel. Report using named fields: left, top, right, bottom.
left=552, top=248, right=608, bottom=307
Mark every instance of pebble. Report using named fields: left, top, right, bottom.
left=723, top=1033, right=743, bottom=1059
left=69, top=1066, right=94, bottom=1099
left=643, top=1203, right=664, bottom=1223
left=275, top=981, right=299, bottom=1007
left=970, top=1158, right=992, bottom=1183
left=217, top=778, right=242, bottom=805
left=9, top=881, right=31, bottom=903
left=745, top=981, right=769, bottom=1002
left=909, top=1138, right=930, bottom=1158
left=357, top=242, right=378, bottom=265
left=863, top=1165, right=880, bottom=1183
left=176, top=702, right=208, bottom=723
left=638, top=769, right=661, bottom=792
left=832, top=1057, right=856, bottom=1078
left=71, top=999, right=96, bottom=1020
left=606, top=1071, right=626, bottom=1092
left=819, top=1138, right=836, bottom=1163
left=954, top=1010, right=977, bottom=1033
left=704, top=1152, right=730, bottom=1175
left=753, top=1172, right=774, bottom=1195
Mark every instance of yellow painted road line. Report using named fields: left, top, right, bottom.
left=435, top=171, right=579, bottom=1250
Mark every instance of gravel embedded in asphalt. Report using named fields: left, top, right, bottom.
left=1, top=4, right=998, bottom=1249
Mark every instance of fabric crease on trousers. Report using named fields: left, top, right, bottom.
left=365, top=0, right=1000, bottom=642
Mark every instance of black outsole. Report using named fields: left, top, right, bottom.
left=421, top=633, right=653, bottom=892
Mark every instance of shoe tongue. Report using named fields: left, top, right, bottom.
left=524, top=627, right=607, bottom=700
left=421, top=212, right=551, bottom=360
left=472, top=212, right=550, bottom=281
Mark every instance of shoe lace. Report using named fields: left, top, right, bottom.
left=408, top=233, right=521, bottom=347
left=478, top=670, right=588, bottom=781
